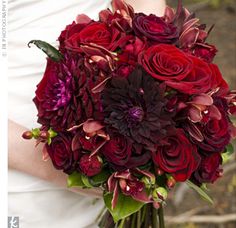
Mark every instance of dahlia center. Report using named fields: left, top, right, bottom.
left=128, top=106, right=144, bottom=123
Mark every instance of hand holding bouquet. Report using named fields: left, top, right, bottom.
left=23, top=0, right=236, bottom=227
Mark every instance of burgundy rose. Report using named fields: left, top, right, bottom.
left=198, top=107, right=230, bottom=153
left=102, top=133, right=151, bottom=170
left=64, top=21, right=124, bottom=51
left=139, top=44, right=193, bottom=82
left=116, top=37, right=146, bottom=77
left=152, top=129, right=200, bottom=182
left=79, top=154, right=103, bottom=177
left=46, top=134, right=79, bottom=174
left=102, top=134, right=132, bottom=167
left=193, top=43, right=217, bottom=63
left=133, top=13, right=178, bottom=44
left=139, top=44, right=228, bottom=94
left=58, top=14, right=92, bottom=51
left=192, top=153, right=223, bottom=185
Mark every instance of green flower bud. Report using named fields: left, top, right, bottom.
left=153, top=187, right=168, bottom=202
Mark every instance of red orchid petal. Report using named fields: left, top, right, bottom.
left=132, top=189, right=152, bottom=203
left=114, top=170, right=132, bottom=180
left=135, top=168, right=155, bottom=181
left=108, top=173, right=116, bottom=192
left=186, top=122, right=204, bottom=142
left=75, top=14, right=92, bottom=24
left=164, top=6, right=175, bottom=23
left=182, top=18, right=199, bottom=33
left=189, top=93, right=213, bottom=106
left=208, top=105, right=222, bottom=120
left=188, top=106, right=202, bottom=123
left=92, top=76, right=112, bottom=94
left=111, top=182, right=119, bottom=210
left=179, top=27, right=199, bottom=48
left=83, top=120, right=104, bottom=134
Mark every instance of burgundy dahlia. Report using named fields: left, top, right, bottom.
left=34, top=52, right=103, bottom=131
left=101, top=66, right=174, bottom=151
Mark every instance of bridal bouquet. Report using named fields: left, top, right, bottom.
left=23, top=0, right=236, bottom=227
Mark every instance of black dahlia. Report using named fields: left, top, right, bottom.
left=101, top=65, right=174, bottom=151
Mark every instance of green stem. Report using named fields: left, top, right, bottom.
left=118, top=218, right=125, bottom=228
left=131, top=212, right=137, bottom=228
left=141, top=205, right=147, bottom=224
left=152, top=206, right=158, bottom=228
left=158, top=204, right=165, bottom=228
left=137, top=209, right=141, bottom=228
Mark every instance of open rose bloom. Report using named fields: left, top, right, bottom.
left=23, top=0, right=236, bottom=227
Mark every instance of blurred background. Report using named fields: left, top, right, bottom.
left=164, top=0, right=236, bottom=228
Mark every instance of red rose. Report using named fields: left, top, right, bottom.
left=139, top=44, right=193, bottom=82
left=79, top=154, right=103, bottom=177
left=152, top=129, right=200, bottom=182
left=193, top=43, right=217, bottom=63
left=102, top=134, right=132, bottom=167
left=46, top=134, right=79, bottom=174
left=139, top=44, right=228, bottom=94
left=65, top=21, right=124, bottom=51
left=197, top=105, right=230, bottom=153
left=58, top=15, right=92, bottom=51
left=192, top=153, right=222, bottom=185
left=102, top=133, right=151, bottom=170
left=133, top=13, right=178, bottom=44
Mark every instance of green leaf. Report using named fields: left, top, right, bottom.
left=89, top=170, right=110, bottom=187
left=104, top=192, right=144, bottom=223
left=67, top=172, right=85, bottom=188
left=28, top=40, right=63, bottom=62
left=81, top=175, right=93, bottom=188
left=186, top=180, right=213, bottom=204
left=222, top=143, right=234, bottom=164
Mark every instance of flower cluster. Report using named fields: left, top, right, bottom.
left=24, top=0, right=235, bottom=221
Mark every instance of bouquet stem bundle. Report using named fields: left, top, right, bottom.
left=98, top=204, right=165, bottom=228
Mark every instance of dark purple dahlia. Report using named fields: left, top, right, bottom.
left=101, top=66, right=174, bottom=151
left=34, top=52, right=104, bottom=131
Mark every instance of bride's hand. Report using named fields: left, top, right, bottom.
left=8, top=120, right=103, bottom=198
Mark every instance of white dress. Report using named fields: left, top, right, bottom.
left=8, top=1, right=111, bottom=227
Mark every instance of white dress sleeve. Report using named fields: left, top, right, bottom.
left=8, top=1, right=111, bottom=227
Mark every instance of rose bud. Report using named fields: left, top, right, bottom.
left=166, top=176, right=176, bottom=189
left=152, top=187, right=168, bottom=202
left=79, top=154, right=103, bottom=177
left=22, top=131, right=33, bottom=140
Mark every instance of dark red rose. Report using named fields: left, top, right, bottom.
left=64, top=21, right=124, bottom=51
left=133, top=13, right=178, bottom=44
left=79, top=154, right=103, bottom=177
left=152, top=129, right=200, bottom=182
left=193, top=43, right=217, bottom=63
left=46, top=134, right=80, bottom=174
left=139, top=44, right=193, bottom=82
left=139, top=44, right=228, bottom=94
left=198, top=107, right=230, bottom=153
left=192, top=153, right=222, bottom=185
left=102, top=134, right=132, bottom=167
left=116, top=37, right=146, bottom=77
left=58, top=15, right=92, bottom=51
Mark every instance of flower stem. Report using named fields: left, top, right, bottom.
left=158, top=204, right=165, bottom=228
left=152, top=206, right=158, bottom=228
left=137, top=209, right=141, bottom=228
